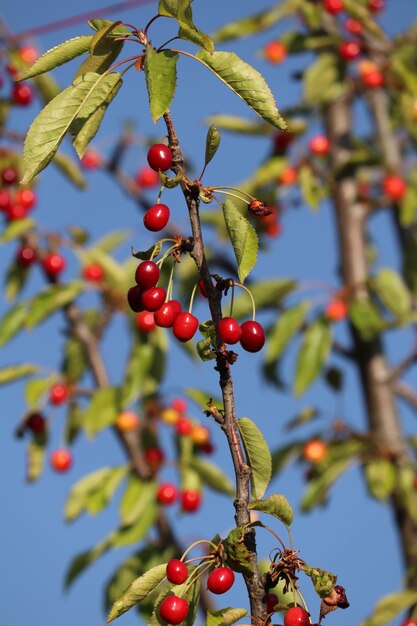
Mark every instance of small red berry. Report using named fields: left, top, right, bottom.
left=135, top=261, right=160, bottom=289
left=303, top=438, right=328, bottom=463
left=135, top=310, right=157, bottom=333
left=264, top=41, right=287, bottom=64
left=279, top=166, right=298, bottom=186
left=199, top=440, right=214, bottom=455
left=159, top=596, right=189, bottom=625
left=145, top=447, right=164, bottom=469
left=266, top=593, right=278, bottom=614
left=325, top=299, right=348, bottom=322
left=50, top=449, right=72, bottom=473
left=49, top=383, right=69, bottom=406
left=240, top=321, right=265, bottom=353
left=309, top=135, right=330, bottom=156
left=136, top=166, right=159, bottom=188
left=16, top=245, right=36, bottom=267
left=323, top=0, right=344, bottom=14
left=339, top=41, right=361, bottom=61
left=5, top=203, right=29, bottom=221
left=15, top=188, right=37, bottom=210
left=81, top=148, right=102, bottom=170
left=0, top=189, right=11, bottom=211
left=141, top=287, right=166, bottom=312
left=284, top=607, right=310, bottom=626
left=1, top=166, right=18, bottom=186
left=218, top=317, right=242, bottom=345
left=368, top=0, right=384, bottom=12
left=154, top=300, right=182, bottom=328
left=147, top=143, right=173, bottom=172
left=176, top=416, right=193, bottom=436
left=83, top=263, right=105, bottom=282
left=274, top=131, right=293, bottom=154
left=18, top=45, right=39, bottom=64
left=166, top=559, right=188, bottom=585
left=361, top=68, right=384, bottom=88
left=345, top=18, right=363, bottom=35
left=382, top=175, right=407, bottom=201
left=143, top=203, right=170, bottom=232
left=12, top=82, right=33, bottom=106
left=171, top=398, right=187, bottom=414
left=181, top=489, right=202, bottom=512
left=207, top=567, right=235, bottom=595
left=173, top=312, right=199, bottom=342
left=128, top=285, right=144, bottom=312
left=157, top=483, right=178, bottom=506
left=26, top=412, right=46, bottom=434
left=42, top=252, right=66, bottom=277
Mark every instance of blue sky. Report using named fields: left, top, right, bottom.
left=1, top=1, right=416, bottom=626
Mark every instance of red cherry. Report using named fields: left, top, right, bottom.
left=16, top=245, right=36, bottom=267
left=361, top=69, right=383, bottom=88
left=154, top=300, right=182, bottom=328
left=157, top=482, right=178, bottom=506
left=147, top=143, right=173, bottom=172
left=339, top=41, right=361, bottom=61
left=274, top=131, right=293, bottom=154
left=127, top=285, right=144, bottom=312
left=12, top=82, right=33, bottom=106
left=0, top=189, right=11, bottom=211
left=136, top=166, right=160, bottom=188
left=240, top=321, right=265, bottom=353
left=50, top=449, right=72, bottom=473
left=173, top=312, right=199, bottom=342
left=42, top=252, right=66, bottom=277
left=400, top=620, right=417, bottom=626
left=266, top=593, right=278, bottom=614
left=176, top=416, right=193, bottom=436
left=143, top=203, right=170, bottom=232
left=323, top=0, right=344, bottom=14
left=15, top=188, right=37, bottom=210
left=166, top=559, right=188, bottom=585
left=264, top=41, right=287, bottom=64
left=1, top=166, right=18, bottom=186
left=135, top=260, right=160, bottom=289
left=309, top=135, right=330, bottom=156
left=284, top=606, right=310, bottom=626
left=279, top=166, right=297, bottom=186
left=345, top=18, right=363, bottom=35
left=5, top=204, right=29, bottom=221
left=199, top=441, right=214, bottom=455
left=159, top=596, right=189, bottom=625
left=171, top=398, right=187, bottom=413
left=141, top=286, right=166, bottom=312
left=181, top=489, right=202, bottom=513
left=325, top=299, right=348, bottom=322
left=368, top=0, right=384, bottom=11
left=26, top=412, right=46, bottom=434
left=145, top=447, right=164, bottom=470
left=81, top=149, right=102, bottom=170
left=135, top=310, right=156, bottom=333
left=382, top=175, right=407, bottom=201
left=83, top=263, right=105, bottom=282
left=49, top=383, right=69, bottom=406
left=218, top=317, right=242, bottom=345
left=207, top=567, right=235, bottom=595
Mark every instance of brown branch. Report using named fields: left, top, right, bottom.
left=395, top=380, right=417, bottom=413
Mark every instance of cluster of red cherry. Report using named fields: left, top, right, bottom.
left=0, top=163, right=37, bottom=222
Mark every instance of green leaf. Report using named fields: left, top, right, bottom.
left=205, top=114, right=272, bottom=135
left=25, top=376, right=55, bottom=410
left=371, top=268, right=411, bottom=321
left=232, top=279, right=296, bottom=318
left=0, top=218, right=36, bottom=243
left=249, top=494, right=293, bottom=526
left=111, top=503, right=157, bottom=547
left=349, top=297, right=387, bottom=340
left=22, top=72, right=121, bottom=183
left=205, top=124, right=221, bottom=166
left=206, top=608, right=248, bottom=626
left=81, top=387, right=120, bottom=438
left=119, top=476, right=157, bottom=526
left=189, top=458, right=234, bottom=495
left=236, top=417, right=272, bottom=499
left=195, top=50, right=286, bottom=129
left=74, top=37, right=123, bottom=80
left=196, top=337, right=216, bottom=361
left=301, top=456, right=354, bottom=512
left=159, top=170, right=184, bottom=188
left=399, top=185, right=417, bottom=226
left=18, top=36, right=93, bottom=80
left=223, top=525, right=254, bottom=575
left=0, top=302, right=27, bottom=346
left=65, top=539, right=111, bottom=589
left=364, top=458, right=396, bottom=501
left=65, top=466, right=127, bottom=522
left=271, top=441, right=304, bottom=476
left=4, top=261, right=29, bottom=302
left=131, top=241, right=163, bottom=261
left=27, top=436, right=47, bottom=482
left=158, top=0, right=214, bottom=53
left=304, top=53, right=345, bottom=106
left=88, top=19, right=133, bottom=36
left=90, top=21, right=124, bottom=53
left=360, top=590, right=417, bottom=626
left=0, top=363, right=39, bottom=386
left=303, top=565, right=337, bottom=598
left=53, top=152, right=87, bottom=189
left=265, top=301, right=310, bottom=364
left=298, top=164, right=326, bottom=211
left=107, top=563, right=167, bottom=623
left=293, top=318, right=332, bottom=396
left=144, top=46, right=178, bottom=123
left=222, top=199, right=258, bottom=283
left=62, top=338, right=86, bottom=383
left=26, top=282, right=85, bottom=329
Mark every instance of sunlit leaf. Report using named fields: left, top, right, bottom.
left=293, top=318, right=332, bottom=396
left=26, top=282, right=85, bottom=329
left=119, top=476, right=157, bottom=526
left=371, top=268, right=411, bottom=321
left=0, top=218, right=36, bottom=243
left=206, top=608, right=248, bottom=626
left=205, top=124, right=221, bottom=166
left=65, top=466, right=127, bottom=522
left=364, top=458, right=397, bottom=501
left=0, top=302, right=28, bottom=346
left=0, top=363, right=39, bottom=385
left=81, top=387, right=120, bottom=438
left=144, top=47, right=178, bottom=123
left=107, top=563, right=167, bottom=622
left=360, top=590, right=417, bottom=626
left=249, top=493, right=293, bottom=526
left=222, top=198, right=258, bottom=283
left=237, top=417, right=272, bottom=499
left=190, top=457, right=234, bottom=495
left=18, top=36, right=93, bottom=80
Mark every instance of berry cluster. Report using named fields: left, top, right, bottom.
left=0, top=164, right=37, bottom=222
left=142, top=144, right=173, bottom=232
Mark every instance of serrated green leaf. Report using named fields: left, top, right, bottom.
left=0, top=302, right=27, bottom=347
left=111, top=503, right=157, bottom=547
left=303, top=565, right=337, bottom=598
left=364, top=458, right=396, bottom=501
left=107, top=563, right=167, bottom=623
left=371, top=268, right=411, bottom=320
left=88, top=19, right=132, bottom=36
left=236, top=417, right=272, bottom=499
left=178, top=24, right=215, bottom=53
left=26, top=282, right=85, bottom=329
left=265, top=301, right=310, bottom=364
left=249, top=494, right=293, bottom=526
left=360, top=590, right=417, bottom=626
left=222, top=199, right=258, bottom=283
left=53, top=152, right=87, bottom=189
left=304, top=53, right=345, bottom=106
left=22, top=72, right=121, bottom=183
left=223, top=525, right=254, bottom=575
left=0, top=363, right=39, bottom=385
left=90, top=21, right=124, bottom=54
left=18, top=36, right=93, bottom=80
left=349, top=297, right=387, bottom=340
left=206, top=608, right=248, bottom=626
left=205, top=124, right=221, bottom=166
left=0, top=218, right=36, bottom=243
left=74, top=38, right=123, bottom=80
left=196, top=50, right=286, bottom=129
left=158, top=0, right=214, bottom=53
left=298, top=163, right=326, bottom=211
left=190, top=457, right=234, bottom=495
left=293, top=318, right=332, bottom=396
left=65, top=466, right=127, bottom=522
left=33, top=73, right=61, bottom=103
left=25, top=376, right=55, bottom=410
left=119, top=476, right=157, bottom=526
left=232, top=279, right=296, bottom=318
left=81, top=386, right=120, bottom=438
left=144, top=46, right=178, bottom=123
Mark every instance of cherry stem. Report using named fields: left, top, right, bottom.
left=188, top=282, right=198, bottom=314
left=157, top=186, right=165, bottom=203
left=156, top=243, right=180, bottom=268
left=157, top=36, right=180, bottom=52
left=181, top=560, right=213, bottom=596
left=166, top=262, right=175, bottom=302
left=214, top=189, right=250, bottom=205
left=234, top=282, right=256, bottom=321
left=108, top=54, right=142, bottom=74
left=212, top=186, right=255, bottom=201
left=143, top=13, right=161, bottom=37
left=257, top=521, right=286, bottom=552
left=180, top=538, right=218, bottom=561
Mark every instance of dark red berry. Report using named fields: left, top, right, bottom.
left=49, top=383, right=69, bottom=406
left=136, top=166, right=159, bottom=187
left=141, top=287, right=166, bottom=312
left=6, top=203, right=29, bottom=221
left=266, top=593, right=278, bottom=614
left=240, top=321, right=265, bottom=353
left=154, top=300, right=181, bottom=328
left=143, top=203, right=170, bottom=232
left=12, top=82, right=33, bottom=106
left=273, top=130, right=293, bottom=154
left=207, top=567, right=235, bottom=595
left=0, top=189, right=11, bottom=211
left=157, top=482, right=178, bottom=506
left=26, top=412, right=46, bottom=434
left=135, top=310, right=157, bottom=333
left=145, top=447, right=164, bottom=469
left=127, top=285, right=144, bottom=312
left=1, top=166, right=18, bottom=186
left=166, top=560, right=188, bottom=585
left=339, top=41, right=361, bottom=61
left=159, top=595, right=189, bottom=625
left=135, top=261, right=160, bottom=289
left=284, top=606, right=310, bottom=626
left=147, top=143, right=173, bottom=172
left=368, top=0, right=384, bottom=11
left=42, top=252, right=66, bottom=277
left=218, top=317, right=242, bottom=345
left=16, top=245, right=36, bottom=267
left=173, top=312, right=199, bottom=342
left=181, top=489, right=202, bottom=512
left=176, top=416, right=193, bottom=436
